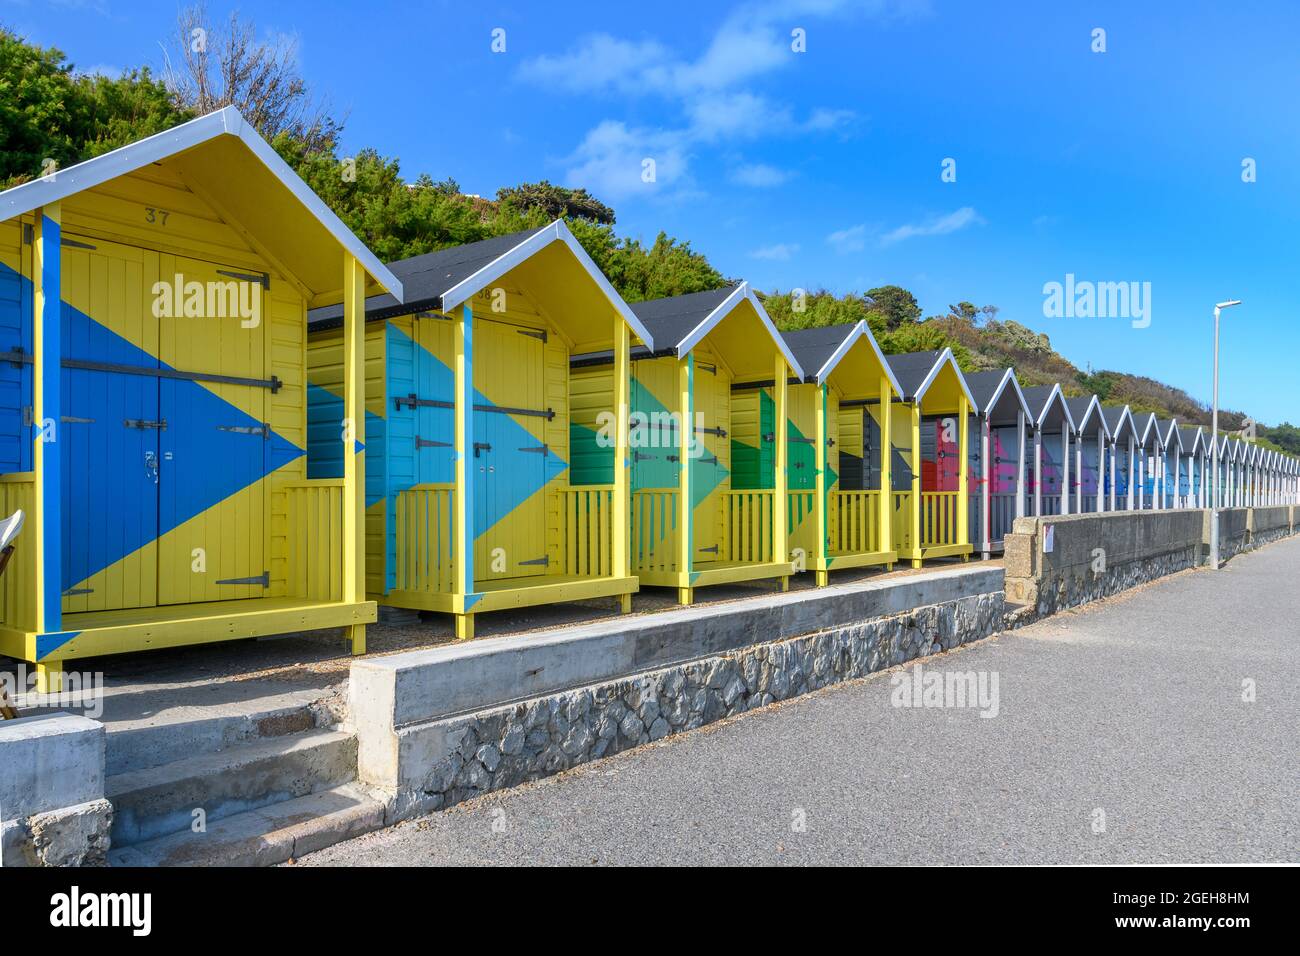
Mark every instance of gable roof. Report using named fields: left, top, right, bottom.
left=780, top=321, right=902, bottom=396
left=632, top=282, right=802, bottom=376
left=1155, top=418, right=1182, bottom=450
left=1020, top=384, right=1076, bottom=432
left=308, top=220, right=652, bottom=347
left=1133, top=412, right=1161, bottom=447
left=884, top=349, right=975, bottom=406
left=1101, top=405, right=1136, bottom=443
left=1063, top=394, right=1109, bottom=437
left=0, top=106, right=401, bottom=301
left=962, top=368, right=1032, bottom=423
left=1178, top=424, right=1205, bottom=454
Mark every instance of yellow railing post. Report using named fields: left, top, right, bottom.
left=676, top=354, right=693, bottom=604
left=453, top=303, right=475, bottom=639
left=957, top=394, right=970, bottom=552
left=341, top=254, right=367, bottom=654
left=878, top=375, right=893, bottom=561
left=813, top=383, right=828, bottom=585
left=612, top=317, right=631, bottom=611
left=773, top=352, right=789, bottom=590
left=910, top=402, right=922, bottom=568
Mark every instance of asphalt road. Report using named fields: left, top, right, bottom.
left=302, top=537, right=1300, bottom=866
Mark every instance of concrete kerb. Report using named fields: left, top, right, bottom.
left=0, top=712, right=111, bottom=866
left=349, top=566, right=1005, bottom=820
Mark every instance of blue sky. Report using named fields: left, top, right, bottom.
left=8, top=0, right=1300, bottom=423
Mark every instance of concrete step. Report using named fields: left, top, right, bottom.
left=107, top=784, right=386, bottom=867
left=103, top=683, right=342, bottom=776
left=107, top=727, right=358, bottom=847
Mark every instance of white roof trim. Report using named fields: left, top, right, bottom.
left=0, top=106, right=402, bottom=299
left=675, top=282, right=804, bottom=379
left=1071, top=394, right=1110, bottom=438
left=912, top=347, right=976, bottom=407
left=438, top=219, right=654, bottom=349
left=809, top=321, right=903, bottom=398
left=1033, top=382, right=1076, bottom=433
left=1104, top=405, right=1136, bottom=442
left=981, top=368, right=1033, bottom=420
left=1161, top=419, right=1183, bottom=451
left=1136, top=413, right=1161, bottom=447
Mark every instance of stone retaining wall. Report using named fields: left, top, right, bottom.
left=1004, top=510, right=1205, bottom=619
left=350, top=569, right=1005, bottom=821
left=1007, top=507, right=1299, bottom=622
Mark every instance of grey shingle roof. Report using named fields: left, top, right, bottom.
left=627, top=287, right=740, bottom=351
left=780, top=324, right=857, bottom=380
left=884, top=350, right=944, bottom=402
left=308, top=227, right=549, bottom=327
left=1063, top=395, right=1102, bottom=433
left=1021, top=385, right=1070, bottom=430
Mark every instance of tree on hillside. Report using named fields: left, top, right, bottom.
left=0, top=28, right=191, bottom=186
left=944, top=301, right=999, bottom=326
left=761, top=289, right=875, bottom=332
left=566, top=219, right=724, bottom=302
left=497, top=181, right=616, bottom=225
left=864, top=285, right=922, bottom=331
left=162, top=3, right=338, bottom=152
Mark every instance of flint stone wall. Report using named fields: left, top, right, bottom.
left=351, top=572, right=1004, bottom=822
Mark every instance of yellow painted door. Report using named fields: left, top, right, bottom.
left=156, top=254, right=267, bottom=604
left=472, top=319, right=548, bottom=580
left=59, top=235, right=161, bottom=613
left=691, top=360, right=725, bottom=564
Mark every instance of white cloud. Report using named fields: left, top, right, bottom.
left=731, top=162, right=794, bottom=187
left=516, top=35, right=670, bottom=95
left=750, top=242, right=800, bottom=260
left=563, top=121, right=693, bottom=201
left=521, top=2, right=918, bottom=200
left=879, top=206, right=984, bottom=245
left=802, top=107, right=857, bottom=132
left=827, top=224, right=868, bottom=253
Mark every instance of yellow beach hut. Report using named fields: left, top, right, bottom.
left=0, top=107, right=403, bottom=689
left=306, top=222, right=652, bottom=639
left=571, top=282, right=803, bottom=605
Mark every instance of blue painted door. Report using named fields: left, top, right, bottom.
left=59, top=237, right=161, bottom=613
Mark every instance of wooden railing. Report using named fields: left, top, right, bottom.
left=393, top=483, right=455, bottom=594
left=632, top=488, right=680, bottom=574
left=987, top=492, right=1018, bottom=544
left=921, top=491, right=961, bottom=546
left=281, top=479, right=345, bottom=602
left=0, top=473, right=35, bottom=631
left=723, top=489, right=775, bottom=564
left=557, top=486, right=614, bottom=578
left=829, top=489, right=880, bottom=555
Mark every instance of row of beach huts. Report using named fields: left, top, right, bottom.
left=0, top=109, right=1294, bottom=688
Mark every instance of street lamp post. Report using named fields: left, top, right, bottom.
left=1210, top=299, right=1241, bottom=570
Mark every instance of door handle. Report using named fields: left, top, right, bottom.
left=145, top=450, right=159, bottom=484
